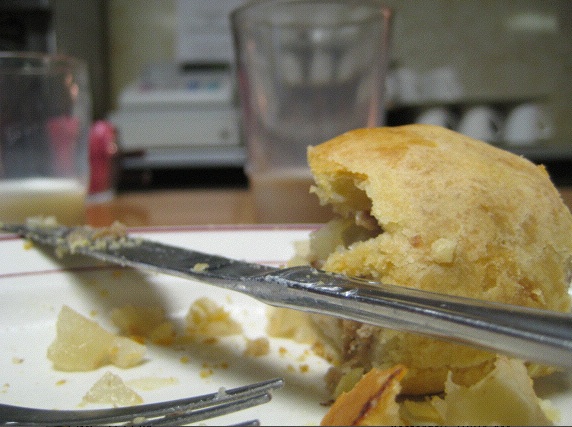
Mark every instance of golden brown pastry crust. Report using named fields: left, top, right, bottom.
left=321, top=365, right=406, bottom=426
left=306, top=124, right=572, bottom=394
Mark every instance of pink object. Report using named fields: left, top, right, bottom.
left=88, top=120, right=118, bottom=195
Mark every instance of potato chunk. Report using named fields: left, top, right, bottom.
left=47, top=305, right=145, bottom=371
left=81, top=371, right=143, bottom=406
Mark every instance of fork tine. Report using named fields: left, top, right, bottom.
left=0, top=377, right=284, bottom=426
left=130, top=379, right=281, bottom=426
left=141, top=392, right=273, bottom=426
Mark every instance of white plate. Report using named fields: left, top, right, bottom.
left=0, top=225, right=571, bottom=425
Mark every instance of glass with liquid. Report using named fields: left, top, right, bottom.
left=0, top=178, right=86, bottom=225
left=0, top=52, right=91, bottom=225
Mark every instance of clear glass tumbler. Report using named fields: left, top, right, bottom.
left=231, top=0, right=392, bottom=222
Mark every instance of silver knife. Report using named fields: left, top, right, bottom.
left=2, top=221, right=572, bottom=369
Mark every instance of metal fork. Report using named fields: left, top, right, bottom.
left=0, top=377, right=284, bottom=426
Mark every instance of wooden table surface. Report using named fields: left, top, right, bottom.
left=86, top=188, right=257, bottom=227
left=86, top=186, right=572, bottom=227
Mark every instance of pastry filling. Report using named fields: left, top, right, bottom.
left=306, top=210, right=382, bottom=270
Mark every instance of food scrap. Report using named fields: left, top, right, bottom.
left=185, top=297, right=242, bottom=339
left=111, top=305, right=176, bottom=346
left=321, top=357, right=557, bottom=426
left=321, top=365, right=406, bottom=426
left=47, top=305, right=145, bottom=371
left=244, top=337, right=270, bottom=357
left=80, top=371, right=143, bottom=407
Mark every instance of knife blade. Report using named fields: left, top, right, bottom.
left=2, top=221, right=572, bottom=369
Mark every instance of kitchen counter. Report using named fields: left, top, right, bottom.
left=86, top=187, right=572, bottom=227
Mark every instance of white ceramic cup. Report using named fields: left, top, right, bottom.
left=415, top=107, right=457, bottom=129
left=457, top=105, right=503, bottom=143
left=394, top=67, right=421, bottom=104
left=421, top=66, right=463, bottom=102
left=503, top=103, right=553, bottom=146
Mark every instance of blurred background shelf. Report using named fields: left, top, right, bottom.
left=2, top=0, right=571, bottom=189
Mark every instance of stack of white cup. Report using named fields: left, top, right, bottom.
left=414, top=102, right=553, bottom=146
